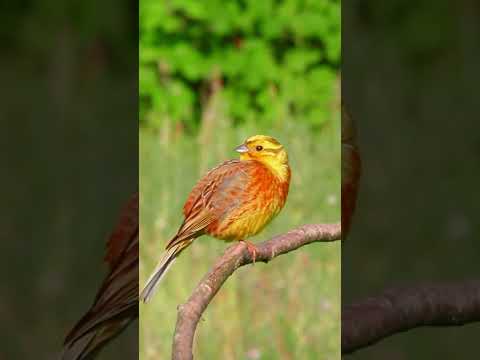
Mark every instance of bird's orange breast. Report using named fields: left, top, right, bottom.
left=204, top=161, right=290, bottom=241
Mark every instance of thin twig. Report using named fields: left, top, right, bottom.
left=171, top=223, right=341, bottom=360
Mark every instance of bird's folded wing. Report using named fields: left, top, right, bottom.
left=167, top=160, right=253, bottom=249
left=104, top=193, right=139, bottom=269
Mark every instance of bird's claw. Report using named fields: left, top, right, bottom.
left=240, top=240, right=258, bottom=264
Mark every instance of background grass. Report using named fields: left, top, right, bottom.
left=139, top=114, right=340, bottom=359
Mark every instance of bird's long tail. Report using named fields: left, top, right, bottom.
left=140, top=240, right=192, bottom=303
left=60, top=318, right=131, bottom=360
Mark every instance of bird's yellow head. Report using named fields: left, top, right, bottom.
left=235, top=135, right=290, bottom=182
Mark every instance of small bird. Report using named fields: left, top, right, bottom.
left=62, top=194, right=139, bottom=360
left=140, top=135, right=291, bottom=303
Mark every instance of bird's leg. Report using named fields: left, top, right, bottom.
left=239, top=240, right=258, bottom=264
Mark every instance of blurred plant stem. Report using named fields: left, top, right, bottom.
left=198, top=70, right=228, bottom=175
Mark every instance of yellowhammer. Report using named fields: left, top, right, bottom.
left=140, top=135, right=291, bottom=302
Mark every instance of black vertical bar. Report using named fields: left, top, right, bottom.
left=0, top=1, right=139, bottom=359
left=343, top=0, right=480, bottom=358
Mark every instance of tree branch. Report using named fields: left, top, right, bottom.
left=172, top=223, right=341, bottom=360
left=342, top=280, right=480, bottom=354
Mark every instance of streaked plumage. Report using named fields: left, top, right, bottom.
left=62, top=194, right=138, bottom=360
left=140, top=135, right=290, bottom=303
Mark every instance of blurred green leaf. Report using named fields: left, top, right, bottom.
left=285, top=49, right=321, bottom=73
left=140, top=0, right=340, bottom=131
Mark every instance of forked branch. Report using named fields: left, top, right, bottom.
left=172, top=223, right=341, bottom=360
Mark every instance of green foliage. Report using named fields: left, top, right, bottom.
left=140, top=0, right=340, bottom=131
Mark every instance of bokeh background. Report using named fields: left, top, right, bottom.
left=139, top=0, right=341, bottom=359
left=343, top=0, right=480, bottom=358
left=0, top=1, right=138, bottom=359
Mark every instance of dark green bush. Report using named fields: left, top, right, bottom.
left=140, top=0, right=340, bottom=132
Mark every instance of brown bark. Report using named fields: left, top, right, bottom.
left=342, top=280, right=480, bottom=354
left=171, top=223, right=341, bottom=360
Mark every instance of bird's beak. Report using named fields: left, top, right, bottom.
left=235, top=143, right=249, bottom=153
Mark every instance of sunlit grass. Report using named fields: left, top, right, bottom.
left=139, top=116, right=340, bottom=359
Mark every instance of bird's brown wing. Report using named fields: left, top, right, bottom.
left=104, top=193, right=138, bottom=268
left=166, top=160, right=253, bottom=249
left=62, top=194, right=139, bottom=360
left=342, top=105, right=361, bottom=237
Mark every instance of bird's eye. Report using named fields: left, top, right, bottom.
left=256, top=145, right=263, bottom=151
